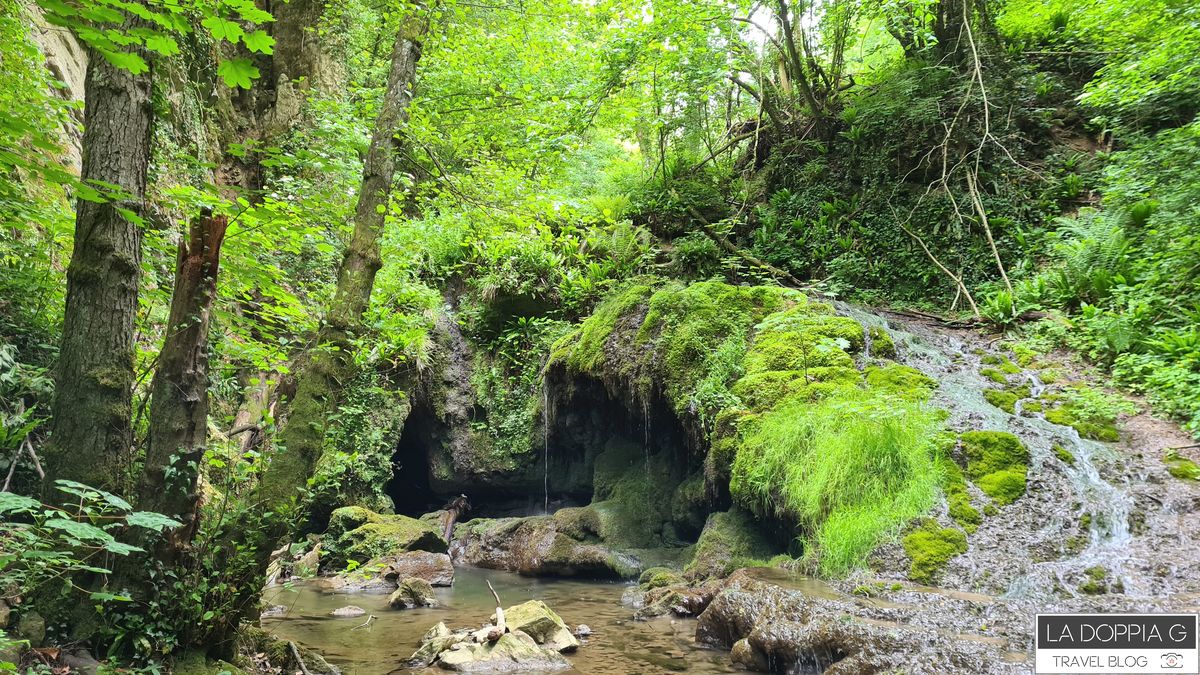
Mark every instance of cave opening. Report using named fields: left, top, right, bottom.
left=385, top=403, right=439, bottom=515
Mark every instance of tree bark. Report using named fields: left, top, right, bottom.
left=136, top=212, right=228, bottom=552
left=253, top=11, right=428, bottom=511
left=43, top=48, right=152, bottom=498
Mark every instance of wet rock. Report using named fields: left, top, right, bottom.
left=695, top=570, right=816, bottom=649
left=634, top=583, right=718, bottom=619
left=452, top=516, right=639, bottom=579
left=389, top=577, right=439, bottom=609
left=329, top=605, right=367, bottom=618
left=0, top=599, right=8, bottom=628
left=323, top=506, right=446, bottom=569
left=381, top=550, right=455, bottom=586
left=684, top=509, right=775, bottom=581
left=60, top=650, right=102, bottom=675
left=260, top=604, right=288, bottom=619
left=498, top=600, right=579, bottom=652
left=316, top=568, right=397, bottom=594
left=574, top=624, right=592, bottom=637
left=293, top=546, right=321, bottom=578
left=408, top=622, right=469, bottom=667
left=436, top=630, right=570, bottom=673
left=16, top=610, right=45, bottom=645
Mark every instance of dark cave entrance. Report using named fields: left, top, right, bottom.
left=385, top=403, right=440, bottom=515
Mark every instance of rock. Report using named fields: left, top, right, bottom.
left=316, top=566, right=397, bottom=594
left=329, top=605, right=367, bottom=618
left=323, top=506, right=446, bottom=569
left=260, top=604, right=288, bottom=619
left=293, top=546, right=321, bottom=578
left=499, top=600, right=579, bottom=653
left=389, top=577, right=438, bottom=609
left=435, top=630, right=571, bottom=673
left=60, top=651, right=102, bottom=675
left=0, top=599, right=8, bottom=628
left=452, top=516, right=639, bottom=579
left=574, top=624, right=592, bottom=638
left=16, top=610, right=45, bottom=646
left=381, top=551, right=455, bottom=586
left=634, top=583, right=718, bottom=620
left=408, top=623, right=468, bottom=668
left=684, top=508, right=775, bottom=581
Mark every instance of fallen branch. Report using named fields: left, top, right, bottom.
left=486, top=579, right=506, bottom=641
left=289, top=641, right=313, bottom=675
left=352, top=615, right=377, bottom=630
left=2, top=436, right=45, bottom=492
left=674, top=193, right=806, bottom=288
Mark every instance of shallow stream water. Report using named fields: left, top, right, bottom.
left=261, top=566, right=745, bottom=675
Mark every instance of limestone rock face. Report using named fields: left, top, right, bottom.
left=435, top=630, right=570, bottom=673
left=498, top=601, right=579, bottom=653
left=389, top=577, right=438, bottom=609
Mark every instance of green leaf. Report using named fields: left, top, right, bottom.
left=243, top=30, right=275, bottom=54
left=90, top=591, right=134, bottom=602
left=126, top=511, right=183, bottom=532
left=97, top=49, right=148, bottom=75
left=201, top=16, right=245, bottom=44
left=217, top=58, right=260, bottom=89
left=145, top=34, right=180, bottom=56
left=0, top=492, right=40, bottom=514
left=102, top=540, right=143, bottom=555
left=43, top=517, right=114, bottom=543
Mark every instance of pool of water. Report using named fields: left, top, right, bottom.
left=261, top=567, right=746, bottom=675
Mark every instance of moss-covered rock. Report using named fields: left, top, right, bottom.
left=684, top=508, right=776, bottom=581
left=452, top=515, right=640, bottom=579
left=864, top=363, right=937, bottom=399
left=500, top=600, right=579, bottom=652
left=980, top=367, right=1009, bottom=384
left=324, top=506, right=446, bottom=569
left=902, top=521, right=967, bottom=583
left=981, top=354, right=1021, bottom=374
left=867, top=326, right=896, bottom=358
left=960, top=431, right=1029, bottom=505
left=1165, top=450, right=1200, bottom=481
left=1078, top=565, right=1123, bottom=595
left=389, top=577, right=439, bottom=609
left=1053, top=444, right=1076, bottom=466
left=638, top=566, right=683, bottom=589
left=940, top=456, right=981, bottom=533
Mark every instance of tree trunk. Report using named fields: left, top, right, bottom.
left=136, top=212, right=228, bottom=552
left=254, top=12, right=428, bottom=510
left=212, top=15, right=431, bottom=648
left=43, top=48, right=152, bottom=498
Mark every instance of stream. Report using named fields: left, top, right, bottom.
left=261, top=567, right=743, bottom=675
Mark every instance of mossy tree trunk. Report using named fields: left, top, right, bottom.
left=43, top=46, right=152, bottom=499
left=214, top=13, right=432, bottom=645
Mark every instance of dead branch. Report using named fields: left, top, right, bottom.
left=891, top=206, right=981, bottom=318
left=289, top=641, right=313, bottom=675
left=486, top=579, right=506, bottom=641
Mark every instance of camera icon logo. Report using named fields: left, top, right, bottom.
left=1161, top=652, right=1184, bottom=668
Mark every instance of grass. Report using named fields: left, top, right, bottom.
left=731, top=393, right=943, bottom=576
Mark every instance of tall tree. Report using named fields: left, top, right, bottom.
left=42, top=44, right=152, bottom=497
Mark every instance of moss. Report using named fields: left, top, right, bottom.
left=1041, top=386, right=1134, bottom=442
left=1078, top=565, right=1122, bottom=595
left=670, top=473, right=708, bottom=534
left=553, top=506, right=602, bottom=540
left=868, top=326, right=896, bottom=358
left=902, top=521, right=967, bottom=584
left=743, top=329, right=856, bottom=376
left=981, top=354, right=1021, bottom=374
left=561, top=283, right=656, bottom=372
left=1164, top=450, right=1200, bottom=481
left=960, top=431, right=1029, bottom=506
left=323, top=507, right=446, bottom=568
left=979, top=368, right=1008, bottom=384
left=940, top=456, right=981, bottom=533
left=1053, top=444, right=1076, bottom=466
left=589, top=440, right=677, bottom=548
left=638, top=567, right=682, bottom=589
left=982, top=503, right=999, bottom=517
left=1022, top=399, right=1044, bottom=413
left=1079, top=513, right=1092, bottom=530
left=982, top=385, right=1030, bottom=414
left=864, top=363, right=937, bottom=399
left=684, top=508, right=775, bottom=580
left=731, top=367, right=859, bottom=411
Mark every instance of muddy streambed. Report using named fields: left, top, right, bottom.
left=261, top=566, right=744, bottom=675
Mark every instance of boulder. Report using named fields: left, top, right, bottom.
left=684, top=508, right=775, bottom=581
left=452, top=516, right=639, bottom=579
left=16, top=611, right=45, bottom=646
left=407, top=622, right=468, bottom=668
left=329, top=605, right=367, bottom=618
left=435, top=630, right=570, bottom=673
left=293, top=546, right=321, bottom=578
left=381, top=551, right=455, bottom=586
left=499, top=601, right=579, bottom=653
left=389, top=577, right=438, bottom=609
left=323, top=506, right=446, bottom=569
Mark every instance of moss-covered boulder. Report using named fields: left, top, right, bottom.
left=323, top=506, right=446, bottom=570
left=902, top=521, right=967, bottom=583
left=435, top=630, right=571, bottom=673
left=959, top=431, right=1029, bottom=505
left=499, top=600, right=579, bottom=652
left=684, top=508, right=776, bottom=581
left=389, top=577, right=438, bottom=609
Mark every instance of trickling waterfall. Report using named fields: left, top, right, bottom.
left=543, top=378, right=550, bottom=515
